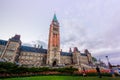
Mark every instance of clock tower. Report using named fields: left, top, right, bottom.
left=47, top=14, right=60, bottom=66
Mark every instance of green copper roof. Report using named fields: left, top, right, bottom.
left=53, top=14, right=58, bottom=22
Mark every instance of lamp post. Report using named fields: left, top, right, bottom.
left=105, top=56, right=115, bottom=78
left=106, top=56, right=109, bottom=64
left=105, top=56, right=111, bottom=69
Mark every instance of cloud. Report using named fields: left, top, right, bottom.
left=59, top=0, right=120, bottom=65
left=60, top=18, right=120, bottom=64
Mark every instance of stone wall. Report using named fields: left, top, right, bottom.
left=18, top=51, right=46, bottom=67
left=80, top=56, right=89, bottom=64
left=60, top=56, right=72, bottom=65
left=0, top=45, right=5, bottom=57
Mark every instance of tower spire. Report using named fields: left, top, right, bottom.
left=53, top=14, right=58, bottom=22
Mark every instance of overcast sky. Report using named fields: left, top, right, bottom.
left=0, top=0, right=120, bottom=65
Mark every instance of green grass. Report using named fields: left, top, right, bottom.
left=0, top=76, right=120, bottom=80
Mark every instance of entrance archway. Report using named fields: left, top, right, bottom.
left=52, top=60, right=57, bottom=66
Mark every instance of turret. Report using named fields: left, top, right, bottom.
left=84, top=49, right=92, bottom=64
left=69, top=48, right=72, bottom=53
left=73, top=47, right=79, bottom=52
left=1, top=35, right=21, bottom=63
left=72, top=47, right=80, bottom=65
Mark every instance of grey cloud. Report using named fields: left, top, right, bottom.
left=60, top=6, right=120, bottom=64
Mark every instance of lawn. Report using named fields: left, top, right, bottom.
left=1, top=76, right=120, bottom=80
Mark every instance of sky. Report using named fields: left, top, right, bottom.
left=0, top=0, right=120, bottom=65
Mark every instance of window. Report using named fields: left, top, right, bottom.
left=37, top=57, right=40, bottom=60
left=6, top=51, right=14, bottom=55
left=53, top=27, right=58, bottom=31
left=8, top=43, right=17, bottom=50
left=30, top=57, right=33, bottom=59
left=26, top=56, right=29, bottom=59
left=0, top=50, right=2, bottom=54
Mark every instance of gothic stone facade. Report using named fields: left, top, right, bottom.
left=0, top=14, right=93, bottom=68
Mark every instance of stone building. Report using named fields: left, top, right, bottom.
left=0, top=14, right=93, bottom=69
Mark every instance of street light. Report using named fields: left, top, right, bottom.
left=105, top=56, right=115, bottom=77
left=106, top=56, right=109, bottom=67
left=105, top=56, right=111, bottom=69
left=106, top=56, right=109, bottom=63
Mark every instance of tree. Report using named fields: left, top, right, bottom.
left=92, top=57, right=97, bottom=62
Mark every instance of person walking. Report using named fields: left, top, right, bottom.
left=110, top=69, right=115, bottom=78
left=82, top=67, right=87, bottom=77
left=96, top=66, right=102, bottom=78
